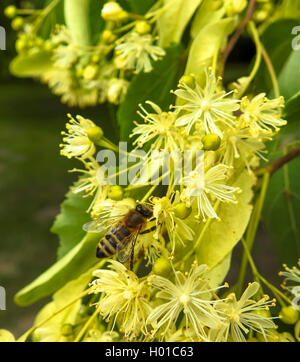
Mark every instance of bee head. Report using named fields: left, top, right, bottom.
left=136, top=204, right=153, bottom=219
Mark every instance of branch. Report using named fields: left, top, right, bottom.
left=257, top=146, right=300, bottom=176
left=222, top=0, right=257, bottom=69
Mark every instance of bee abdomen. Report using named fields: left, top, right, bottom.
left=96, top=233, right=118, bottom=258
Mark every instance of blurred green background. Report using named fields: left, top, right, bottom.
left=0, top=0, right=287, bottom=338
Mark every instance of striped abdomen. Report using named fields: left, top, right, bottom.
left=96, top=224, right=131, bottom=258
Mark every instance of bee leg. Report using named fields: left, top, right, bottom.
left=140, top=225, right=157, bottom=235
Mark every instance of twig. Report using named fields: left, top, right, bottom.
left=221, top=0, right=257, bottom=71
left=257, top=146, right=300, bottom=176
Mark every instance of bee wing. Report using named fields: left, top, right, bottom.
left=117, top=241, right=133, bottom=263
left=83, top=215, right=125, bottom=234
left=117, top=227, right=141, bottom=263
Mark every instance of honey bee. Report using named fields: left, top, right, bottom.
left=83, top=204, right=155, bottom=270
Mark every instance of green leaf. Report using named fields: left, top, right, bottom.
left=277, top=51, right=300, bottom=100
left=19, top=267, right=96, bottom=342
left=262, top=122, right=300, bottom=265
left=190, top=0, right=226, bottom=39
left=9, top=50, right=53, bottom=78
left=257, top=19, right=300, bottom=264
left=206, top=253, right=232, bottom=289
left=117, top=45, right=182, bottom=142
left=51, top=182, right=92, bottom=260
left=14, top=233, right=101, bottom=306
left=270, top=0, right=300, bottom=22
left=157, top=0, right=202, bottom=47
left=254, top=19, right=300, bottom=99
left=39, top=0, right=65, bottom=39
left=197, top=170, right=256, bottom=269
left=89, top=0, right=106, bottom=44
left=120, top=0, right=156, bottom=14
left=185, top=17, right=236, bottom=86
left=285, top=91, right=300, bottom=119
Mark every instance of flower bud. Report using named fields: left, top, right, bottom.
left=211, top=0, right=223, bottom=11
left=226, top=0, right=247, bottom=16
left=11, top=16, right=24, bottom=31
left=254, top=10, right=268, bottom=23
left=107, top=79, right=129, bottom=104
left=114, top=54, right=127, bottom=69
left=279, top=306, right=299, bottom=325
left=179, top=74, right=195, bottom=89
left=91, top=54, right=100, bottom=63
left=16, top=37, right=27, bottom=53
left=202, top=134, right=221, bottom=151
left=101, top=2, right=124, bottom=21
left=135, top=20, right=151, bottom=35
left=83, top=65, right=98, bottom=80
left=75, top=67, right=84, bottom=78
left=4, top=5, right=17, bottom=19
left=153, top=257, right=172, bottom=277
left=174, top=203, right=192, bottom=220
left=108, top=186, right=124, bottom=201
left=117, top=11, right=129, bottom=22
left=101, top=30, right=117, bottom=44
left=44, top=40, right=55, bottom=52
left=61, top=324, right=73, bottom=337
left=87, top=126, right=104, bottom=143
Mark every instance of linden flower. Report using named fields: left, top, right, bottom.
left=129, top=102, right=184, bottom=186
left=240, top=94, right=287, bottom=136
left=131, top=101, right=183, bottom=152
left=115, top=32, right=166, bottom=73
left=60, top=114, right=97, bottom=159
left=212, top=282, right=276, bottom=342
left=90, top=261, right=152, bottom=339
left=135, top=232, right=167, bottom=266
left=107, top=78, right=129, bottom=105
left=147, top=264, right=225, bottom=341
left=174, top=70, right=240, bottom=136
left=70, top=159, right=110, bottom=212
left=220, top=124, right=267, bottom=170
left=151, top=194, right=194, bottom=252
left=91, top=197, right=136, bottom=220
left=182, top=164, right=238, bottom=220
left=279, top=260, right=300, bottom=295
left=43, top=68, right=100, bottom=107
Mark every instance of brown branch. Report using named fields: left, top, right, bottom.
left=257, top=146, right=300, bottom=176
left=221, top=0, right=257, bottom=71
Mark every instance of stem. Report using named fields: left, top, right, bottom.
left=222, top=0, right=256, bottom=70
left=236, top=21, right=262, bottom=98
left=64, top=0, right=91, bottom=46
left=96, top=137, right=120, bottom=153
left=261, top=45, right=280, bottom=98
left=74, top=305, right=101, bottom=342
left=33, top=0, right=61, bottom=33
left=236, top=172, right=270, bottom=297
left=241, top=238, right=292, bottom=306
left=258, top=146, right=300, bottom=176
left=24, top=289, right=90, bottom=340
